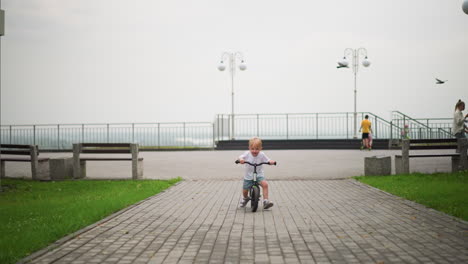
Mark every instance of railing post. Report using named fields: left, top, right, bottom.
left=157, top=123, right=160, bottom=148
left=33, top=125, right=36, bottom=146
left=215, top=115, right=218, bottom=142
left=257, top=114, right=260, bottom=137
left=316, top=113, right=319, bottom=139
left=221, top=115, right=224, bottom=140
left=286, top=114, right=289, bottom=140
left=212, top=123, right=215, bottom=148
left=228, top=115, right=231, bottom=140
left=57, top=124, right=60, bottom=150
left=81, top=124, right=85, bottom=143
left=390, top=121, right=393, bottom=140
left=183, top=122, right=186, bottom=148
left=106, top=124, right=109, bottom=143
left=346, top=113, right=349, bottom=139
left=9, top=125, right=12, bottom=144
left=375, top=117, right=378, bottom=138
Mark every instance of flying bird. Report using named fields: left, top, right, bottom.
left=337, top=62, right=349, bottom=69
left=435, top=78, right=447, bottom=84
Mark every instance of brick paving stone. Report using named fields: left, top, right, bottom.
left=26, top=179, right=467, bottom=264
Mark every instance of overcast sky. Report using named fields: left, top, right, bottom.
left=1, top=0, right=467, bottom=125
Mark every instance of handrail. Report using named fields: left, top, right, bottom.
left=365, top=112, right=393, bottom=126
left=438, top=127, right=454, bottom=137
left=0, top=121, right=212, bottom=127
left=392, top=111, right=432, bottom=129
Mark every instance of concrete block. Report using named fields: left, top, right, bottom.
left=0, top=161, right=5, bottom=178
left=35, top=159, right=51, bottom=181
left=137, top=159, right=144, bottom=179
left=365, top=155, right=391, bottom=176
left=78, top=160, right=86, bottom=179
left=49, top=157, right=74, bottom=180
left=452, top=155, right=468, bottom=172
left=458, top=138, right=468, bottom=170
left=131, top=144, right=144, bottom=179
left=73, top=143, right=82, bottom=179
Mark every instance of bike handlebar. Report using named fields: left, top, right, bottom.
left=235, top=160, right=277, bottom=166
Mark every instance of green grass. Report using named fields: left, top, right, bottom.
left=354, top=171, right=468, bottom=221
left=0, top=178, right=181, bottom=264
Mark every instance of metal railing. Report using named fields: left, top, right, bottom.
left=1, top=112, right=454, bottom=150
left=0, top=122, right=215, bottom=150
left=214, top=112, right=399, bottom=141
left=391, top=111, right=453, bottom=139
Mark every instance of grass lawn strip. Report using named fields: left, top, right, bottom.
left=0, top=178, right=181, bottom=264
left=354, top=171, right=468, bottom=221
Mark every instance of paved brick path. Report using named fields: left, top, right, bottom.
left=28, top=179, right=468, bottom=264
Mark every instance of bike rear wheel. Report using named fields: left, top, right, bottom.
left=250, top=186, right=260, bottom=212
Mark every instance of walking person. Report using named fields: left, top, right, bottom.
left=359, top=115, right=373, bottom=150
left=453, top=99, right=468, bottom=139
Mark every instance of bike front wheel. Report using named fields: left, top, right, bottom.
left=250, top=186, right=260, bottom=212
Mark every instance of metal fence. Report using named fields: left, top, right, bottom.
left=0, top=122, right=214, bottom=150
left=391, top=111, right=453, bottom=139
left=1, top=112, right=455, bottom=150
left=215, top=112, right=402, bottom=141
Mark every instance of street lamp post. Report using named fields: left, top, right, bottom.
left=217, top=52, right=247, bottom=140
left=337, top=48, right=371, bottom=139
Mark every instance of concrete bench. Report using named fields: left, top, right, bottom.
left=0, top=144, right=50, bottom=180
left=395, top=139, right=468, bottom=174
left=73, top=143, right=143, bottom=179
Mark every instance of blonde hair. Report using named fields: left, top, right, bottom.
left=455, top=99, right=465, bottom=111
left=249, top=137, right=263, bottom=149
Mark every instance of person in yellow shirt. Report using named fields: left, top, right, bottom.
left=359, top=115, right=373, bottom=150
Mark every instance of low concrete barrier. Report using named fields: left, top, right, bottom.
left=365, top=156, right=391, bottom=176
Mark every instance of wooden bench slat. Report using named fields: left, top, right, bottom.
left=1, top=157, right=49, bottom=162
left=1, top=150, right=32, bottom=155
left=81, top=149, right=131, bottom=154
left=80, top=157, right=143, bottom=161
left=410, top=143, right=457, bottom=146
left=0, top=144, right=33, bottom=149
left=409, top=146, right=457, bottom=150
left=81, top=143, right=131, bottom=148
left=396, top=154, right=460, bottom=158
left=409, top=154, right=459, bottom=158
left=409, top=139, right=457, bottom=144
left=407, top=139, right=457, bottom=150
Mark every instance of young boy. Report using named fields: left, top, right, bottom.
left=238, top=137, right=276, bottom=209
